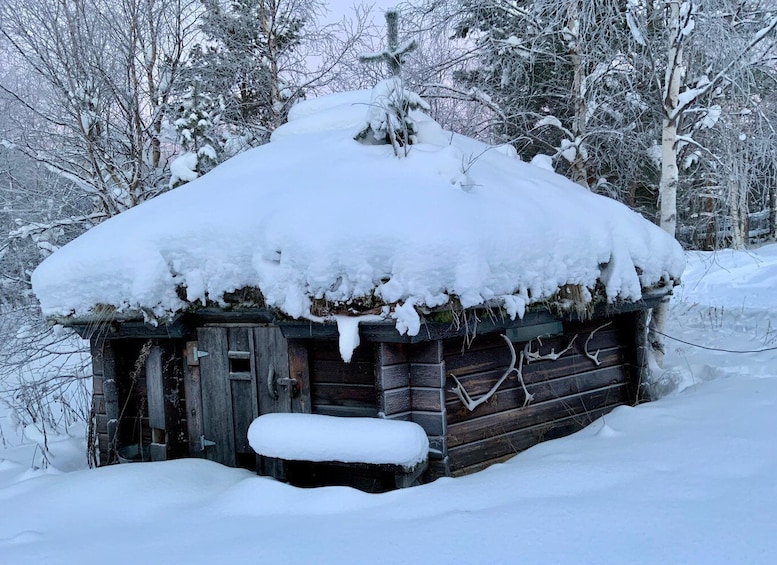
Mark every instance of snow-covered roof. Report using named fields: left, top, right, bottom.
left=32, top=86, right=685, bottom=337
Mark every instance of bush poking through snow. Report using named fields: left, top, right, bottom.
left=354, top=78, right=431, bottom=156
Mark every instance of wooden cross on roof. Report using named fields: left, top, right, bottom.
left=359, top=9, right=417, bottom=77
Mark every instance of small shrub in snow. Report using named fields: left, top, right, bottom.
left=354, top=78, right=431, bottom=156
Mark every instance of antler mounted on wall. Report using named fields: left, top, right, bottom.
left=450, top=334, right=577, bottom=412
left=584, top=321, right=613, bottom=366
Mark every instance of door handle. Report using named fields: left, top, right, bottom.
left=268, top=364, right=298, bottom=399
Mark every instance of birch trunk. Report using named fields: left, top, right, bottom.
left=650, top=1, right=687, bottom=368
left=659, top=1, right=684, bottom=239
left=567, top=0, right=589, bottom=189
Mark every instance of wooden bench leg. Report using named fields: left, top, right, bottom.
left=395, top=460, right=428, bottom=489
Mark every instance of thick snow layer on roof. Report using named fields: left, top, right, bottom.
left=248, top=413, right=429, bottom=467
left=32, top=87, right=684, bottom=336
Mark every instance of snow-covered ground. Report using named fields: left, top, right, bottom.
left=2, top=245, right=777, bottom=564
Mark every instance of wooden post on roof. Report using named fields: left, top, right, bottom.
left=358, top=9, right=417, bottom=77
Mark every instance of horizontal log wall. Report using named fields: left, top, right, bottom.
left=375, top=341, right=449, bottom=480
left=309, top=341, right=378, bottom=417
left=408, top=341, right=449, bottom=479
left=444, top=314, right=638, bottom=475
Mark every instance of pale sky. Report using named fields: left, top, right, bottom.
left=324, top=0, right=402, bottom=23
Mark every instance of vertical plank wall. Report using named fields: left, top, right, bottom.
left=444, top=314, right=638, bottom=475
left=92, top=338, right=187, bottom=466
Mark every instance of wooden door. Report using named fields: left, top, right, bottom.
left=197, top=327, right=248, bottom=467
left=194, top=326, right=310, bottom=469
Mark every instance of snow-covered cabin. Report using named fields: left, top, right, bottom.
left=32, top=85, right=684, bottom=491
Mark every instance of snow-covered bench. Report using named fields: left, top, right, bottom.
left=248, top=413, right=429, bottom=489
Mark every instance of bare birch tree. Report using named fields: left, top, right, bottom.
left=650, top=1, right=777, bottom=239
left=0, top=0, right=200, bottom=217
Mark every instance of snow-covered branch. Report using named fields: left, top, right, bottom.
left=9, top=214, right=108, bottom=241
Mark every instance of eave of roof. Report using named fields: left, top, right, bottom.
left=62, top=286, right=671, bottom=342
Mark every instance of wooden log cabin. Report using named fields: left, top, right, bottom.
left=75, top=294, right=662, bottom=490
left=34, top=87, right=684, bottom=491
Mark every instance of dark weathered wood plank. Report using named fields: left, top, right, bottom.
left=410, top=363, right=445, bottom=387
left=450, top=452, right=517, bottom=477
left=198, top=327, right=236, bottom=467
left=95, top=413, right=108, bottom=433
left=227, top=350, right=251, bottom=360
left=288, top=339, right=312, bottom=414
left=411, top=387, right=443, bottom=412
left=102, top=342, right=118, bottom=419
left=447, top=384, right=629, bottom=447
left=409, top=340, right=443, bottom=364
left=444, top=334, right=621, bottom=376
left=231, top=379, right=255, bottom=454
left=375, top=342, right=408, bottom=366
left=227, top=327, right=260, bottom=454
left=376, top=364, right=410, bottom=390
left=228, top=327, right=252, bottom=352
left=256, top=326, right=291, bottom=414
left=443, top=324, right=621, bottom=362
left=411, top=411, right=447, bottom=436
left=382, top=388, right=411, bottom=415
left=383, top=411, right=412, bottom=421
left=444, top=343, right=514, bottom=375
left=92, top=393, right=106, bottom=415
left=313, top=404, right=378, bottom=418
left=90, top=340, right=105, bottom=376
left=446, top=365, right=627, bottom=424
left=145, top=346, right=165, bottom=431
left=445, top=348, right=624, bottom=399
left=183, top=347, right=204, bottom=458
left=443, top=332, right=509, bottom=356
left=101, top=341, right=118, bottom=463
left=312, top=383, right=377, bottom=408
left=228, top=372, right=252, bottom=381
left=92, top=374, right=104, bottom=396
left=448, top=403, right=620, bottom=471
left=311, top=360, right=375, bottom=385
left=310, top=340, right=373, bottom=362
left=443, top=324, right=617, bottom=358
